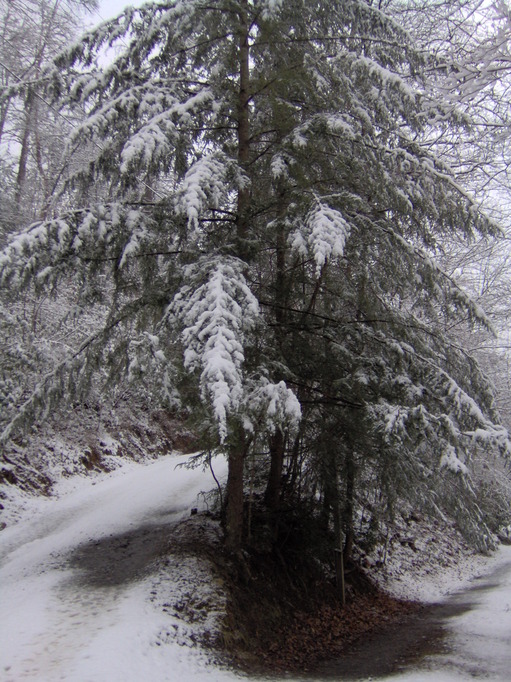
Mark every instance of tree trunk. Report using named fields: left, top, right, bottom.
left=265, top=184, right=289, bottom=511
left=275, top=203, right=287, bottom=328
left=224, top=431, right=251, bottom=552
left=223, top=1, right=252, bottom=555
left=15, top=88, right=34, bottom=207
left=264, top=428, right=285, bottom=511
left=236, top=0, right=251, bottom=261
left=343, top=450, right=356, bottom=563
left=0, top=98, right=9, bottom=147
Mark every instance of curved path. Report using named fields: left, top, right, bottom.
left=0, top=454, right=232, bottom=682
left=314, top=545, right=511, bottom=682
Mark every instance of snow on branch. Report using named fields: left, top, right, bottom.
left=119, top=114, right=177, bottom=175
left=119, top=89, right=214, bottom=177
left=0, top=295, right=148, bottom=443
left=0, top=205, right=153, bottom=289
left=242, top=378, right=301, bottom=435
left=440, top=445, right=469, bottom=475
left=351, top=54, right=417, bottom=104
left=174, top=153, right=232, bottom=231
left=372, top=221, right=493, bottom=329
left=0, top=218, right=75, bottom=289
left=260, top=0, right=285, bottom=20
left=370, top=335, right=511, bottom=460
left=169, top=257, right=260, bottom=442
left=290, top=199, right=350, bottom=276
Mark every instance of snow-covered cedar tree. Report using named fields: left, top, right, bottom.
left=0, top=0, right=509, bottom=551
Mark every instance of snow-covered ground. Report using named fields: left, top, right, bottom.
left=0, top=453, right=242, bottom=682
left=2, top=454, right=511, bottom=682
left=391, top=545, right=511, bottom=681
left=373, top=519, right=507, bottom=605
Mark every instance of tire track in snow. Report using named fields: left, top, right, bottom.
left=4, top=579, right=125, bottom=681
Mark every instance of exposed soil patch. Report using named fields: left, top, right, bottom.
left=260, top=592, right=423, bottom=673
left=224, top=574, right=426, bottom=675
left=310, top=559, right=511, bottom=679
left=66, top=509, right=426, bottom=674
left=311, top=600, right=471, bottom=679
left=67, top=522, right=177, bottom=587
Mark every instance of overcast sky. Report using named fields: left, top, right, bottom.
left=96, top=0, right=144, bottom=22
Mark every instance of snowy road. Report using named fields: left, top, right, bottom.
left=378, top=546, right=511, bottom=682
left=2, top=455, right=511, bottom=682
left=309, top=544, right=511, bottom=682
left=0, top=454, right=239, bottom=682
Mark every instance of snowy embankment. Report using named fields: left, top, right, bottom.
left=371, top=514, right=508, bottom=604
left=0, top=453, right=242, bottom=682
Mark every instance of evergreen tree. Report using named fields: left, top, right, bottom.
left=1, top=0, right=508, bottom=551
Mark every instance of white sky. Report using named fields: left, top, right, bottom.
left=96, top=0, right=144, bottom=22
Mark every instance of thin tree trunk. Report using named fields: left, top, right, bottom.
left=236, top=0, right=251, bottom=261
left=0, top=1, right=13, bottom=146
left=15, top=88, right=34, bottom=207
left=265, top=186, right=289, bottom=511
left=223, top=0, right=252, bottom=555
left=343, top=450, right=356, bottom=563
left=275, top=202, right=287, bottom=328
left=224, top=432, right=252, bottom=552
left=285, top=428, right=302, bottom=497
left=0, top=98, right=10, bottom=146
left=264, top=428, right=286, bottom=511
left=13, top=0, right=61, bottom=208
